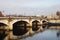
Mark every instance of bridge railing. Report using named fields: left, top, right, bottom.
left=0, top=16, right=41, bottom=20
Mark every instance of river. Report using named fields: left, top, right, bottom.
left=20, top=29, right=60, bottom=40
left=0, top=27, right=60, bottom=40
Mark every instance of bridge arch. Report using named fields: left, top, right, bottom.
left=10, top=19, right=30, bottom=30
left=42, top=19, right=48, bottom=28
left=42, top=19, right=48, bottom=23
left=0, top=21, right=8, bottom=26
left=32, top=20, right=40, bottom=31
left=11, top=19, right=29, bottom=25
left=0, top=22, right=8, bottom=29
left=13, top=20, right=29, bottom=36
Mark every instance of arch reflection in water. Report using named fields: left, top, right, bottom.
left=0, top=23, right=8, bottom=40
left=32, top=20, right=39, bottom=31
left=13, top=21, right=29, bottom=36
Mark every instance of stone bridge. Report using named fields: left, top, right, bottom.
left=0, top=16, right=43, bottom=39
left=0, top=16, right=60, bottom=39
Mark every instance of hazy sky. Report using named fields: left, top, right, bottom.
left=0, top=0, right=60, bottom=16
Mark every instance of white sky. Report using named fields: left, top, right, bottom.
left=0, top=0, right=60, bottom=16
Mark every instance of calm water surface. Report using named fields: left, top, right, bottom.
left=20, top=29, right=60, bottom=40
left=1, top=29, right=60, bottom=40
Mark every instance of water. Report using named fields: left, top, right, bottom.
left=0, top=27, right=60, bottom=40
left=21, top=29, right=60, bottom=40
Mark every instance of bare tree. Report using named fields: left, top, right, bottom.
left=56, top=11, right=60, bottom=16
left=56, top=11, right=60, bottom=18
left=0, top=11, right=4, bottom=17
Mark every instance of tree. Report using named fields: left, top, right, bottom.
left=56, top=11, right=60, bottom=16
left=56, top=11, right=60, bottom=18
left=0, top=11, right=4, bottom=17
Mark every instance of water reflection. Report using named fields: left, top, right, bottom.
left=0, top=23, right=8, bottom=40
left=21, top=29, right=60, bottom=40
left=0, top=30, right=8, bottom=40
left=0, top=26, right=60, bottom=40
